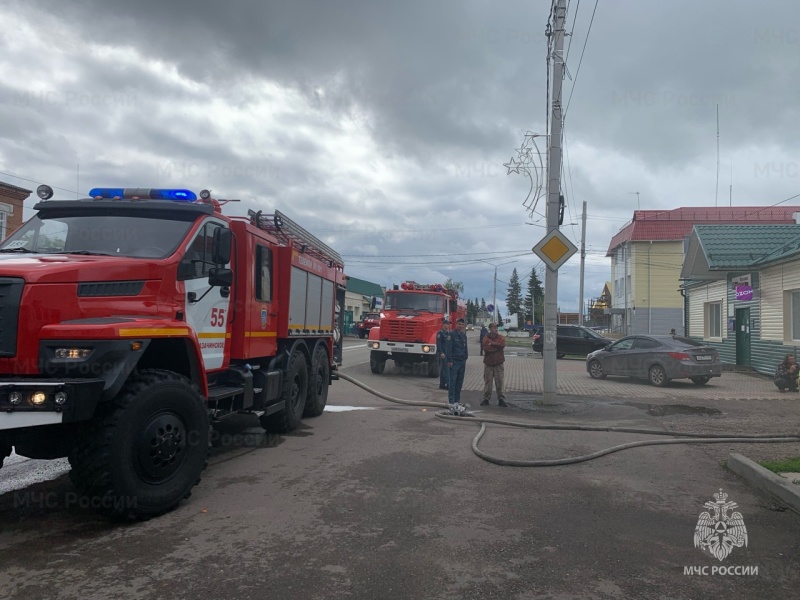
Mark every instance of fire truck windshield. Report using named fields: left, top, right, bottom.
left=0, top=213, right=195, bottom=258
left=384, top=292, right=445, bottom=313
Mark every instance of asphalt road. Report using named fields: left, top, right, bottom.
left=1, top=338, right=799, bottom=599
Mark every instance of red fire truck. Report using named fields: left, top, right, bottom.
left=367, top=282, right=466, bottom=377
left=0, top=185, right=346, bottom=518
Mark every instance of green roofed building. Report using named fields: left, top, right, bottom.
left=344, top=276, right=385, bottom=336
left=681, top=223, right=800, bottom=374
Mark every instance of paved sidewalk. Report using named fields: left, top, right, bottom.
left=460, top=341, right=786, bottom=401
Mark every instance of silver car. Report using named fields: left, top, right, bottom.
left=586, top=335, right=721, bottom=387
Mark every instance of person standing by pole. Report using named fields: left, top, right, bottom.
left=436, top=319, right=451, bottom=390
left=445, top=318, right=469, bottom=406
left=479, top=324, right=488, bottom=356
left=480, top=322, right=508, bottom=407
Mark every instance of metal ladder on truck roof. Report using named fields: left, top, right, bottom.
left=248, top=209, right=344, bottom=269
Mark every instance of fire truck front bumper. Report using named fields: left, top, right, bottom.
left=0, top=379, right=105, bottom=431
left=367, top=341, right=437, bottom=357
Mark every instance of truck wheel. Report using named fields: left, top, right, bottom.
left=260, top=350, right=308, bottom=433
left=370, top=351, right=386, bottom=374
left=426, top=354, right=440, bottom=378
left=68, top=369, right=209, bottom=520
left=303, top=344, right=330, bottom=418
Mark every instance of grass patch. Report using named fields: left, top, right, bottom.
left=759, top=457, right=800, bottom=473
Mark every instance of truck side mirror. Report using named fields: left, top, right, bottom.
left=208, top=267, right=233, bottom=287
left=211, top=228, right=232, bottom=265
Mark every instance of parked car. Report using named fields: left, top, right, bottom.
left=586, top=335, right=721, bottom=387
left=531, top=324, right=613, bottom=358
left=356, top=312, right=381, bottom=339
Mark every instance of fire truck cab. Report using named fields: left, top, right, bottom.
left=0, top=185, right=345, bottom=518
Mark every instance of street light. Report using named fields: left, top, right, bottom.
left=478, top=259, right=517, bottom=325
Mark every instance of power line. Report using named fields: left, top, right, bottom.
left=342, top=250, right=531, bottom=258
left=0, top=170, right=77, bottom=195
left=563, top=0, right=599, bottom=120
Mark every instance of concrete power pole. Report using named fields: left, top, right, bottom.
left=578, top=200, right=587, bottom=326
left=492, top=266, right=498, bottom=325
left=543, top=0, right=566, bottom=403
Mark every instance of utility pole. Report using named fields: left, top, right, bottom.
left=480, top=259, right=516, bottom=326
left=492, top=266, right=498, bottom=325
left=578, top=200, right=587, bottom=326
left=543, top=0, right=566, bottom=403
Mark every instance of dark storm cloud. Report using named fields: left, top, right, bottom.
left=2, top=0, right=798, bottom=310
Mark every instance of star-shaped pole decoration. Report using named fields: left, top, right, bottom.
left=504, top=157, right=522, bottom=175
left=504, top=131, right=547, bottom=216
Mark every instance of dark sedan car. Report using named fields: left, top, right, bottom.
left=586, top=335, right=721, bottom=387
left=532, top=324, right=614, bottom=358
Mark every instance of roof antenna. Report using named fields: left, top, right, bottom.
left=715, top=104, right=720, bottom=207
left=729, top=158, right=733, bottom=207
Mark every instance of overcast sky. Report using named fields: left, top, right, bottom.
left=1, top=0, right=798, bottom=316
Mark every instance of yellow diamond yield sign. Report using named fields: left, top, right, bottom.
left=532, top=229, right=578, bottom=270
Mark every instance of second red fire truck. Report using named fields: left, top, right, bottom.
left=367, top=282, right=466, bottom=376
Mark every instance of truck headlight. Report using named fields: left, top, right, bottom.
left=54, top=391, right=68, bottom=405
left=30, top=392, right=47, bottom=406
left=422, top=345, right=431, bottom=353
left=9, top=391, right=22, bottom=405
left=370, top=342, right=380, bottom=349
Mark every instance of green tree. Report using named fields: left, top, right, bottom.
left=506, top=268, right=523, bottom=318
left=526, top=267, right=544, bottom=324
left=444, top=279, right=464, bottom=294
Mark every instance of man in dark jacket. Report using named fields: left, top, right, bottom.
left=445, top=318, right=468, bottom=405
left=480, top=322, right=507, bottom=406
left=774, top=354, right=799, bottom=392
left=436, top=319, right=451, bottom=390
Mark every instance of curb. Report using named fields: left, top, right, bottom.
left=727, top=453, right=800, bottom=515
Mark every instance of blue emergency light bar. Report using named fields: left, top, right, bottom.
left=88, top=188, right=197, bottom=201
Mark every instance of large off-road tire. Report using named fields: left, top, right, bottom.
left=370, top=351, right=387, bottom=374
left=68, top=369, right=209, bottom=520
left=303, top=344, right=330, bottom=418
left=426, top=354, right=440, bottom=378
left=260, top=350, right=308, bottom=433
left=648, top=365, right=668, bottom=387
left=588, top=360, right=607, bottom=379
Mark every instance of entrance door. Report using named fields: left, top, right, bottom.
left=735, top=307, right=751, bottom=366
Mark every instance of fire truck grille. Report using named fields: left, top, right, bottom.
left=382, top=319, right=423, bottom=342
left=0, top=278, right=24, bottom=357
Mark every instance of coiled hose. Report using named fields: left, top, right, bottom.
left=336, top=372, right=800, bottom=467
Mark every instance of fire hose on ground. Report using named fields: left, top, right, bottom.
left=335, top=372, right=800, bottom=467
